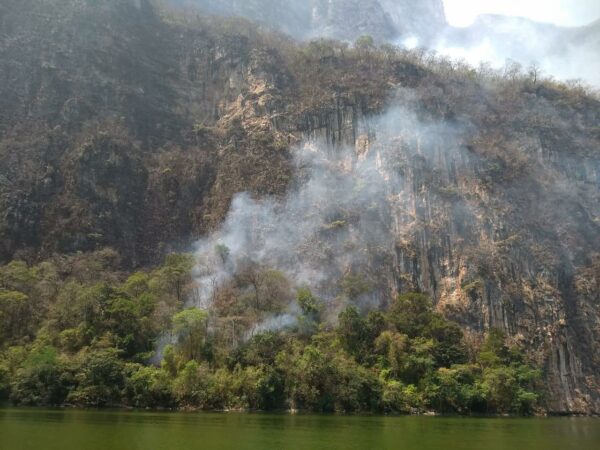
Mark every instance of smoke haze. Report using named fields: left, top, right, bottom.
left=443, top=0, right=600, bottom=27
left=191, top=91, right=474, bottom=325
left=172, top=0, right=600, bottom=86
left=432, top=14, right=600, bottom=87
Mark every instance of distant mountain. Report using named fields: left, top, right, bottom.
left=175, top=0, right=446, bottom=43
left=436, top=15, right=600, bottom=85
left=173, top=0, right=600, bottom=85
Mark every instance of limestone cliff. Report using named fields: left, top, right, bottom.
left=177, top=0, right=446, bottom=42
left=177, top=0, right=600, bottom=85
left=1, top=0, right=599, bottom=413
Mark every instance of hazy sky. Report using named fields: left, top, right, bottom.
left=443, top=0, right=600, bottom=27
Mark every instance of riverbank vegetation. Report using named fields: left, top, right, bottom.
left=0, top=251, right=541, bottom=414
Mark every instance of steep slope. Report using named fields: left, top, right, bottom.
left=1, top=0, right=599, bottom=413
left=175, top=0, right=446, bottom=43
left=0, top=0, right=294, bottom=265
left=378, top=0, right=446, bottom=42
left=194, top=77, right=600, bottom=413
left=174, top=0, right=600, bottom=86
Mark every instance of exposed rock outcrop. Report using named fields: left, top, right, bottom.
left=1, top=0, right=599, bottom=414
left=177, top=0, right=446, bottom=42
left=177, top=0, right=600, bottom=85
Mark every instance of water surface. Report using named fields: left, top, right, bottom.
left=1, top=408, right=599, bottom=450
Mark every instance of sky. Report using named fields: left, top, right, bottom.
left=443, top=0, right=600, bottom=27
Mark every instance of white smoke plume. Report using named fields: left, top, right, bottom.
left=168, top=0, right=600, bottom=87
left=431, top=15, right=600, bottom=87
left=191, top=93, right=472, bottom=325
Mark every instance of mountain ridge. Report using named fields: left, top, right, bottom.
left=1, top=0, right=599, bottom=414
left=172, top=0, right=600, bottom=86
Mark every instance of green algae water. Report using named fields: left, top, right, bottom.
left=1, top=408, right=599, bottom=450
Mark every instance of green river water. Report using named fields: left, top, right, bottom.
left=1, top=408, right=599, bottom=450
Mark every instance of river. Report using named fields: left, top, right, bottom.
left=1, top=408, right=599, bottom=450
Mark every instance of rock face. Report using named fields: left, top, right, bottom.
left=315, top=107, right=600, bottom=414
left=178, top=0, right=446, bottom=42
left=174, top=0, right=314, bottom=39
left=178, top=0, right=600, bottom=85
left=308, top=0, right=398, bottom=41
left=0, top=0, right=293, bottom=265
left=1, top=0, right=600, bottom=413
left=378, top=0, right=446, bottom=42
left=275, top=82, right=600, bottom=414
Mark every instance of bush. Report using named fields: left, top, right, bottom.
left=10, top=346, right=68, bottom=406
left=0, top=359, right=9, bottom=400
left=67, top=348, right=125, bottom=407
left=389, top=293, right=434, bottom=337
left=123, top=364, right=174, bottom=408
left=173, top=361, right=209, bottom=407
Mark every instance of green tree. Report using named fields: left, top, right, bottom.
left=67, top=348, right=125, bottom=407
left=475, top=329, right=541, bottom=413
left=297, top=288, right=322, bottom=317
left=340, top=274, right=371, bottom=300
left=105, top=292, right=157, bottom=358
left=172, top=308, right=208, bottom=361
left=10, top=345, right=67, bottom=406
left=162, top=254, right=194, bottom=302
left=296, top=288, right=324, bottom=335
left=354, top=35, right=375, bottom=52
left=215, top=244, right=230, bottom=264
left=426, top=314, right=468, bottom=367
left=123, top=364, right=174, bottom=407
left=0, top=291, right=30, bottom=342
left=0, top=361, right=8, bottom=400
left=389, top=293, right=434, bottom=337
left=427, top=365, right=482, bottom=413
left=375, top=330, right=408, bottom=377
left=173, top=360, right=205, bottom=406
left=123, top=272, right=150, bottom=297
left=337, top=306, right=365, bottom=357
left=0, top=261, right=38, bottom=293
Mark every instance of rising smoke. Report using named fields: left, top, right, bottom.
left=191, top=91, right=473, bottom=331
left=171, top=0, right=600, bottom=87
left=431, top=14, right=600, bottom=87
left=172, top=0, right=599, bottom=336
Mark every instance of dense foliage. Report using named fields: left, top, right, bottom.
left=0, top=251, right=540, bottom=414
left=1, top=0, right=598, bottom=414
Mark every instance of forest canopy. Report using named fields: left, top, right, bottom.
left=0, top=251, right=540, bottom=414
